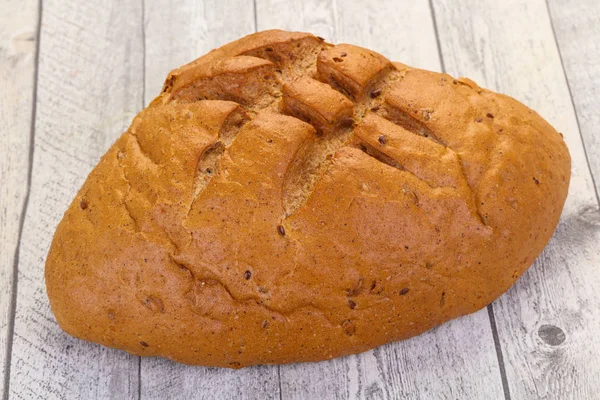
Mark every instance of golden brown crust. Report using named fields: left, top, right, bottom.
left=45, top=30, right=571, bottom=368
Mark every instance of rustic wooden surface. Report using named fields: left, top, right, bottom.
left=1, top=0, right=599, bottom=399
left=6, top=1, right=142, bottom=399
left=433, top=2, right=600, bottom=400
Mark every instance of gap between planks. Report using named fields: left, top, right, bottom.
left=2, top=0, right=43, bottom=399
left=432, top=0, right=600, bottom=399
left=138, top=0, right=146, bottom=398
left=545, top=0, right=600, bottom=206
left=428, top=1, right=511, bottom=398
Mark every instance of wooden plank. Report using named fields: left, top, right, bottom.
left=432, top=0, right=600, bottom=398
left=332, top=0, right=441, bottom=72
left=143, top=0, right=257, bottom=101
left=0, top=0, right=38, bottom=398
left=139, top=2, right=275, bottom=399
left=255, top=0, right=337, bottom=42
left=8, top=1, right=144, bottom=399
left=255, top=0, right=441, bottom=71
left=142, top=360, right=279, bottom=400
left=256, top=1, right=505, bottom=399
left=548, top=0, right=600, bottom=198
left=278, top=315, right=504, bottom=400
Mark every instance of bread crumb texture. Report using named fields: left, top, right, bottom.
left=45, top=30, right=571, bottom=368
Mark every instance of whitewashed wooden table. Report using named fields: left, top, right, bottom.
left=1, top=0, right=599, bottom=399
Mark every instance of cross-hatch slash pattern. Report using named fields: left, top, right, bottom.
left=161, top=33, right=484, bottom=224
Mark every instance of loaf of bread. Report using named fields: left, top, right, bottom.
left=46, top=30, right=571, bottom=368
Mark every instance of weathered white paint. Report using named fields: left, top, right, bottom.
left=142, top=360, right=279, bottom=400
left=333, top=0, right=442, bottom=72
left=257, top=1, right=504, bottom=399
left=433, top=0, right=600, bottom=398
left=143, top=0, right=256, bottom=102
left=255, top=0, right=441, bottom=71
left=2, top=0, right=599, bottom=398
left=8, top=1, right=144, bottom=399
left=0, top=1, right=38, bottom=398
left=548, top=0, right=600, bottom=197
left=255, top=0, right=337, bottom=43
left=278, top=314, right=505, bottom=400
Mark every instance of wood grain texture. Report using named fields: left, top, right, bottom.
left=257, top=1, right=504, bottom=399
left=548, top=0, right=600, bottom=199
left=333, top=0, right=441, bottom=72
left=139, top=2, right=276, bottom=399
left=255, top=0, right=440, bottom=71
left=0, top=0, right=38, bottom=398
left=8, top=1, right=143, bottom=399
left=255, top=0, right=336, bottom=43
left=143, top=0, right=257, bottom=102
left=142, top=360, right=279, bottom=400
left=433, top=0, right=600, bottom=398
left=278, top=315, right=504, bottom=400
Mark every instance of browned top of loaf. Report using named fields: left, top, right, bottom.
left=45, top=30, right=571, bottom=368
